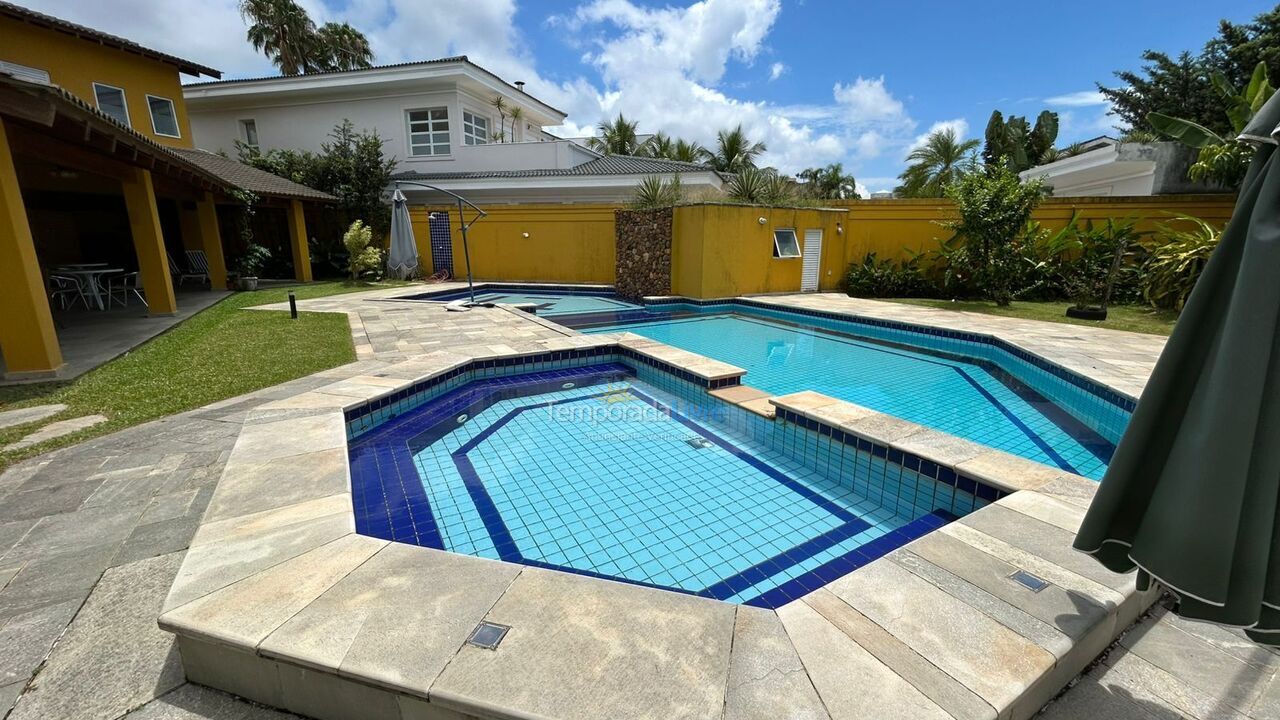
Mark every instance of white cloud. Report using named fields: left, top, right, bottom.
left=1045, top=90, right=1107, bottom=107
left=833, top=77, right=906, bottom=123
left=769, top=62, right=787, bottom=81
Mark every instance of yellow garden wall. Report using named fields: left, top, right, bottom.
left=671, top=204, right=847, bottom=298
left=0, top=16, right=196, bottom=148
left=822, top=195, right=1238, bottom=272
left=409, top=204, right=617, bottom=284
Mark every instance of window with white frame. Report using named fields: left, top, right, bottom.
left=407, top=108, right=450, bottom=156
left=92, top=82, right=130, bottom=126
left=239, top=119, right=259, bottom=148
left=463, top=111, right=489, bottom=145
left=772, top=229, right=801, bottom=258
left=146, top=95, right=180, bottom=137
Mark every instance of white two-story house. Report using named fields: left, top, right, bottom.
left=183, top=56, right=726, bottom=204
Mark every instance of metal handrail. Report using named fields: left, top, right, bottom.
left=394, top=180, right=488, bottom=305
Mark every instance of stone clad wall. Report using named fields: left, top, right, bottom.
left=614, top=208, right=672, bottom=300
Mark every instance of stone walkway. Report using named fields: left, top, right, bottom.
left=0, top=286, right=1269, bottom=720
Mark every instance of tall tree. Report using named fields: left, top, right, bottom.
left=671, top=138, right=710, bottom=164
left=312, top=22, right=373, bottom=72
left=1098, top=51, right=1223, bottom=136
left=710, top=125, right=767, bottom=173
left=798, top=163, right=858, bottom=199
left=586, top=114, right=642, bottom=155
left=239, top=0, right=314, bottom=75
left=982, top=110, right=1058, bottom=171
left=896, top=128, right=979, bottom=198
left=1203, top=6, right=1280, bottom=99
left=641, top=132, right=674, bottom=159
left=239, top=0, right=373, bottom=76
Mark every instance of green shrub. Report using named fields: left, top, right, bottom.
left=630, top=175, right=684, bottom=209
left=343, top=220, right=384, bottom=280
left=943, top=166, right=1047, bottom=305
left=1139, top=215, right=1222, bottom=310
left=843, top=253, right=931, bottom=298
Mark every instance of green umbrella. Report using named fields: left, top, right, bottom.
left=1074, top=92, right=1280, bottom=643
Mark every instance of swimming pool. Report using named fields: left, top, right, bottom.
left=568, top=303, right=1128, bottom=480
left=346, top=360, right=992, bottom=608
left=402, top=286, right=641, bottom=317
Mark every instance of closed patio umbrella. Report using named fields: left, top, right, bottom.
left=387, top=189, right=419, bottom=279
left=1074, top=92, right=1280, bottom=643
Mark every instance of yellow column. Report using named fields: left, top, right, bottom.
left=0, top=119, right=64, bottom=377
left=195, top=192, right=228, bottom=289
left=286, top=199, right=312, bottom=282
left=121, top=167, right=178, bottom=315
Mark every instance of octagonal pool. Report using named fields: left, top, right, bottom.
left=346, top=360, right=998, bottom=608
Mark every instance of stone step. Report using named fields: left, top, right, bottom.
left=0, top=405, right=67, bottom=431
left=4, top=415, right=108, bottom=452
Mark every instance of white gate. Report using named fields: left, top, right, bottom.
left=800, top=229, right=822, bottom=292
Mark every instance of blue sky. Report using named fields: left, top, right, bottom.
left=25, top=0, right=1275, bottom=192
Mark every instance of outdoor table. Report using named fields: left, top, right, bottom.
left=55, top=267, right=124, bottom=310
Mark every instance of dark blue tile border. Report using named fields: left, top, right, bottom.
left=397, top=283, right=620, bottom=303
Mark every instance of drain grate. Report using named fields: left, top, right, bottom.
left=467, top=621, right=510, bottom=650
left=685, top=437, right=714, bottom=449
left=1010, top=569, right=1050, bottom=593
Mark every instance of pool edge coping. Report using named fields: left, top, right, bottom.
left=157, top=328, right=1156, bottom=720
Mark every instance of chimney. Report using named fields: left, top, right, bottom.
left=514, top=81, right=526, bottom=92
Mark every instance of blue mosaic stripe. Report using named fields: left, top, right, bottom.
left=400, top=282, right=618, bottom=302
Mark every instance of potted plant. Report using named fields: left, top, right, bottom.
left=1063, top=218, right=1141, bottom=321
left=235, top=243, right=271, bottom=291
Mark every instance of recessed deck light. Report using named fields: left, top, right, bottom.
left=457, top=414, right=468, bottom=424
left=562, top=382, right=575, bottom=389
left=467, top=621, right=510, bottom=649
left=1010, top=569, right=1049, bottom=593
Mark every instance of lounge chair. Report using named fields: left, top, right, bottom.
left=168, top=252, right=206, bottom=286
left=185, top=250, right=212, bottom=285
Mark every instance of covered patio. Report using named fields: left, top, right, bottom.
left=0, top=75, right=333, bottom=381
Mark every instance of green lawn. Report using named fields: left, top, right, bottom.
left=0, top=280, right=407, bottom=471
left=883, top=298, right=1179, bottom=336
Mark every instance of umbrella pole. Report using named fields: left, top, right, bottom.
left=457, top=196, right=476, bottom=305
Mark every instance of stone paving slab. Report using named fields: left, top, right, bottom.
left=724, top=606, right=830, bottom=720
left=3, top=414, right=108, bottom=451
left=0, top=405, right=66, bottom=430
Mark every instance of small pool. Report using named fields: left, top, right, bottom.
left=347, top=361, right=984, bottom=607
left=403, top=286, right=641, bottom=317
left=566, top=304, right=1128, bottom=480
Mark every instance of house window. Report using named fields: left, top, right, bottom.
left=407, top=108, right=450, bottom=156
left=92, top=82, right=130, bottom=126
left=0, top=60, right=50, bottom=84
left=239, top=119, right=259, bottom=148
left=463, top=111, right=488, bottom=145
left=772, top=229, right=801, bottom=258
left=146, top=95, right=180, bottom=137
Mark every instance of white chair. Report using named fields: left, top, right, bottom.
left=105, top=271, right=147, bottom=308
left=48, top=274, right=88, bottom=310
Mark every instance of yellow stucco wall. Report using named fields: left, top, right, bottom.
left=0, top=15, right=195, bottom=148
left=823, top=195, right=1239, bottom=272
left=672, top=204, right=847, bottom=298
left=409, top=204, right=617, bottom=283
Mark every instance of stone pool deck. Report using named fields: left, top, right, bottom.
left=0, top=287, right=1273, bottom=720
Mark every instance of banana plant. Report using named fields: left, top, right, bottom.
left=1148, top=62, right=1275, bottom=187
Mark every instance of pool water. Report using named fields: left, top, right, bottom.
left=408, top=288, right=642, bottom=317
left=348, top=363, right=967, bottom=608
left=576, top=310, right=1119, bottom=479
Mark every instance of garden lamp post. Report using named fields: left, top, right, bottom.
left=393, top=181, right=487, bottom=306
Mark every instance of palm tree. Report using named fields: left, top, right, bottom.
left=895, top=128, right=979, bottom=198
left=508, top=106, right=523, bottom=142
left=709, top=125, right=766, bottom=173
left=239, top=0, right=314, bottom=76
left=490, top=96, right=507, bottom=142
left=586, top=114, right=641, bottom=155
left=312, top=22, right=373, bottom=72
left=672, top=138, right=710, bottom=164
left=641, top=132, right=674, bottom=159
left=798, top=163, right=858, bottom=199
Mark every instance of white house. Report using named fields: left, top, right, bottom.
left=183, top=56, right=726, bottom=204
left=1019, top=137, right=1227, bottom=196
